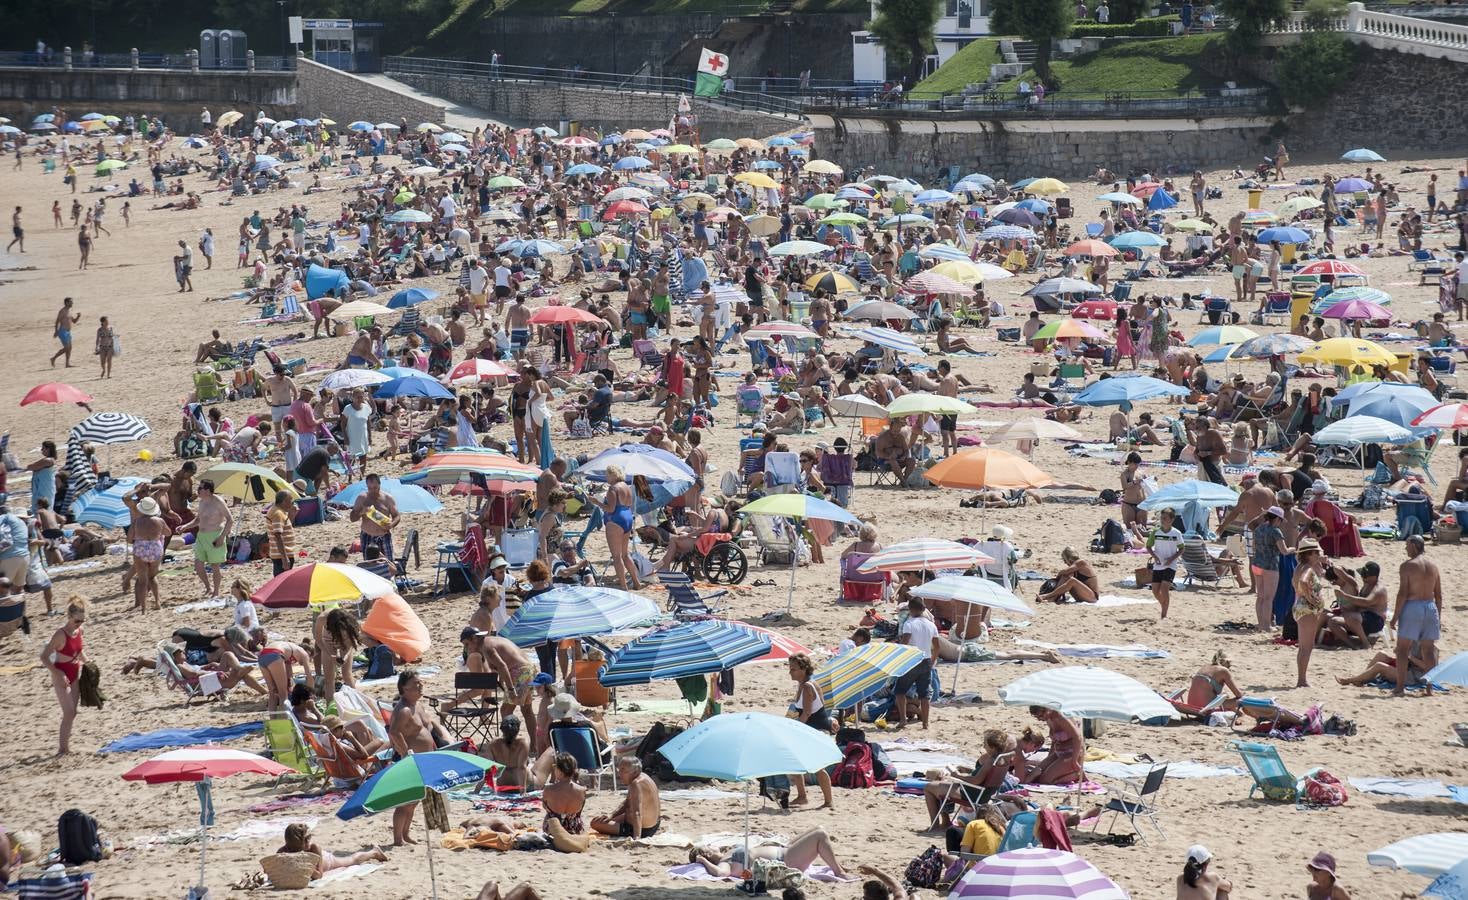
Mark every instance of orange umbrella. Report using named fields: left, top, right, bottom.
left=1063, top=239, right=1118, bottom=257
left=924, top=447, right=1056, bottom=490
left=528, top=305, right=605, bottom=325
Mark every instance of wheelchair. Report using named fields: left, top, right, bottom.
left=677, top=535, right=749, bottom=585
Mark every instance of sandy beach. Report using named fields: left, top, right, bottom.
left=1, top=136, right=1465, bottom=900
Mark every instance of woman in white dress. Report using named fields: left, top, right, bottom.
left=340, top=388, right=373, bottom=472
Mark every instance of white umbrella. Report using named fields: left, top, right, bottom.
left=829, top=394, right=889, bottom=420
left=998, top=666, right=1177, bottom=723
left=1312, top=416, right=1416, bottom=446
left=332, top=300, right=393, bottom=319
left=1368, top=833, right=1468, bottom=877
left=986, top=418, right=1083, bottom=445
left=1423, top=649, right=1468, bottom=687
left=320, top=369, right=392, bottom=392
left=851, top=326, right=924, bottom=356
left=914, top=575, right=1032, bottom=694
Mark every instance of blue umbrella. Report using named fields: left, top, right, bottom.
left=70, top=477, right=147, bottom=528
left=385, top=287, right=439, bottom=309
left=348, top=121, right=374, bottom=131
left=768, top=136, right=796, bottom=147
left=1138, top=478, right=1238, bottom=538
left=1202, top=344, right=1240, bottom=364
left=566, top=163, right=604, bottom=176
left=1233, top=333, right=1312, bottom=358
left=499, top=585, right=661, bottom=648
left=580, top=444, right=696, bottom=483
left=753, top=159, right=782, bottom=170
left=1147, top=189, right=1178, bottom=210
left=250, top=155, right=281, bottom=171
left=1345, top=385, right=1440, bottom=427
left=1011, top=177, right=1037, bottom=189
left=1015, top=198, right=1051, bottom=213
left=1109, top=231, right=1167, bottom=250
left=0, top=125, right=20, bottom=135
left=957, top=172, right=995, bottom=187
left=599, top=133, right=624, bottom=146
left=1072, top=375, right=1188, bottom=407
left=507, top=239, right=566, bottom=258
left=1256, top=226, right=1311, bottom=244
left=384, top=209, right=432, bottom=224
left=375, top=376, right=455, bottom=401
left=598, top=619, right=772, bottom=686
left=305, top=263, right=350, bottom=300
left=328, top=478, right=443, bottom=514
left=913, top=189, right=956, bottom=205
left=1330, top=380, right=1426, bottom=409
left=1342, top=148, right=1386, bottom=163
left=612, top=156, right=651, bottom=170
left=376, top=365, right=431, bottom=380
left=920, top=243, right=970, bottom=261
left=32, top=113, right=55, bottom=123
left=1334, top=177, right=1373, bottom=193
left=80, top=113, right=104, bottom=121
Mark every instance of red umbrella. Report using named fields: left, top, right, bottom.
left=528, top=305, right=605, bottom=326
left=446, top=358, right=514, bottom=384
left=123, top=747, right=294, bottom=784
left=1071, top=299, right=1121, bottom=320
left=1063, top=239, right=1118, bottom=258
left=603, top=200, right=650, bottom=220
left=21, top=382, right=93, bottom=406
left=1297, top=259, right=1365, bottom=277
left=736, top=622, right=810, bottom=663
left=449, top=479, right=534, bottom=497
left=1130, top=181, right=1163, bottom=198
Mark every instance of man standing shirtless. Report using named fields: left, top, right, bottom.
left=388, top=669, right=448, bottom=845
left=479, top=633, right=538, bottom=725
left=51, top=297, right=81, bottom=368
left=1392, top=535, right=1442, bottom=696
left=185, top=478, right=233, bottom=599
left=264, top=364, right=298, bottom=430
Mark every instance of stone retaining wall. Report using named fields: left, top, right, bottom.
left=0, top=67, right=295, bottom=132
left=295, top=58, right=444, bottom=129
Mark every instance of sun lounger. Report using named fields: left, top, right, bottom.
left=1164, top=680, right=1226, bottom=720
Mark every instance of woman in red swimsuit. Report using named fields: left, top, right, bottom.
left=42, top=598, right=86, bottom=755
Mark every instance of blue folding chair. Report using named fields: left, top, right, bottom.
left=657, top=569, right=728, bottom=617
left=1228, top=740, right=1298, bottom=801
left=550, top=724, right=615, bottom=790
left=996, top=811, right=1038, bottom=851
left=16, top=871, right=93, bottom=900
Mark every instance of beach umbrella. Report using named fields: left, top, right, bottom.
left=881, top=214, right=932, bottom=229
left=834, top=188, right=874, bottom=202
left=1097, top=191, right=1143, bottom=206
left=384, top=209, right=431, bottom=224
left=1241, top=209, right=1276, bottom=226
left=415, top=122, right=442, bottom=133
left=597, top=619, right=773, bottom=686
left=629, top=173, right=671, bottom=191
left=1108, top=231, right=1166, bottom=250
left=1233, top=333, right=1312, bottom=358
left=20, top=382, right=92, bottom=407
left=251, top=561, right=397, bottom=609
left=1320, top=299, right=1391, bottom=321
left=994, top=208, right=1042, bottom=228
left=802, top=158, right=842, bottom=176
left=565, top=163, right=604, bottom=177
left=1187, top=325, right=1258, bottom=347
left=328, top=478, right=442, bottom=515
left=1071, top=299, right=1119, bottom=320
left=980, top=224, right=1037, bottom=241
left=925, top=447, right=1056, bottom=491
left=69, top=477, right=146, bottom=528
left=1277, top=196, right=1324, bottom=218
left=819, top=212, right=867, bottom=227
left=0, top=125, right=19, bottom=135
left=753, top=159, right=784, bottom=171
left=94, top=159, right=127, bottom=175
left=743, top=215, right=782, bottom=237
left=1027, top=178, right=1069, bottom=195
left=950, top=847, right=1130, bottom=899
left=814, top=642, right=925, bottom=710
left=1025, top=278, right=1102, bottom=297
left=1425, top=858, right=1468, bottom=900
left=1413, top=403, right=1468, bottom=430
left=705, top=138, right=737, bottom=151
left=1298, top=337, right=1395, bottom=367
left=904, top=271, right=971, bottom=295
left=580, top=444, right=696, bottom=484
left=957, top=172, right=996, bottom=187
left=445, top=358, right=513, bottom=387
left=401, top=449, right=538, bottom=486
left=1033, top=319, right=1109, bottom=342
left=1368, top=833, right=1468, bottom=877
left=124, top=748, right=294, bottom=896
left=745, top=320, right=820, bottom=342
left=528, top=305, right=604, bottom=326
left=319, top=369, right=391, bottom=392
left=1313, top=416, right=1416, bottom=446
left=485, top=175, right=525, bottom=190
left=1423, top=650, right=1468, bottom=687
left=71, top=412, right=149, bottom=445
left=1344, top=385, right=1439, bottom=428
left=769, top=240, right=829, bottom=257
left=348, top=120, right=373, bottom=131
left=738, top=622, right=810, bottom=663
left=1169, top=218, right=1212, bottom=232
left=1256, top=226, right=1311, bottom=245
left=1072, top=375, right=1187, bottom=406
left=738, top=494, right=860, bottom=614
left=603, top=200, right=650, bottom=219
left=846, top=300, right=916, bottom=322
left=1203, top=343, right=1240, bottom=364
left=499, top=585, right=660, bottom=648
left=852, top=326, right=924, bottom=356
left=1342, top=148, right=1385, bottom=162
left=913, top=188, right=957, bottom=205
left=1130, top=181, right=1163, bottom=198
left=1137, top=479, right=1238, bottom=512
left=1334, top=177, right=1373, bottom=193
left=1000, top=665, right=1176, bottom=723
left=385, top=287, right=439, bottom=309
left=986, top=417, right=1083, bottom=445
left=375, top=122, right=399, bottom=130
left=199, top=463, right=297, bottom=502
left=604, top=186, right=652, bottom=202
left=1296, top=259, right=1366, bottom=278
left=1148, top=189, right=1178, bottom=211
left=658, top=711, right=840, bottom=873
left=557, top=135, right=595, bottom=148
left=859, top=539, right=993, bottom=574
left=338, top=751, right=496, bottom=899
left=933, top=259, right=1013, bottom=282
left=919, top=243, right=970, bottom=262
left=182, top=136, right=207, bottom=148
left=804, top=271, right=860, bottom=294
left=612, top=155, right=652, bottom=171
left=1064, top=239, right=1118, bottom=258
left=887, top=393, right=978, bottom=418
left=829, top=393, right=890, bottom=420
left=375, top=375, right=455, bottom=401
left=408, top=165, right=441, bottom=176
left=250, top=155, right=281, bottom=172
left=1317, top=285, right=1391, bottom=309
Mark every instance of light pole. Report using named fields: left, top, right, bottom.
left=609, top=12, right=618, bottom=74
left=277, top=0, right=288, bottom=57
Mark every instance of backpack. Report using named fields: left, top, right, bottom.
left=1094, top=518, right=1127, bottom=554
left=364, top=644, right=396, bottom=681
left=831, top=741, right=875, bottom=789
left=868, top=742, right=898, bottom=782
left=1096, top=488, right=1120, bottom=505
left=904, top=845, right=945, bottom=889
left=58, top=808, right=102, bottom=865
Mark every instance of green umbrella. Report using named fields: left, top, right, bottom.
left=885, top=392, right=978, bottom=417
left=487, top=175, right=526, bottom=190
left=803, top=193, right=847, bottom=210
left=738, top=494, right=860, bottom=616
left=393, top=190, right=416, bottom=204
left=820, top=212, right=867, bottom=226
left=95, top=159, right=127, bottom=175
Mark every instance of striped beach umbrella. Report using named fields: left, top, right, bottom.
left=1368, top=832, right=1468, bottom=877
left=1312, top=415, right=1416, bottom=446
left=1233, top=332, right=1312, bottom=358
left=904, top=270, right=972, bottom=295
left=920, top=243, right=970, bottom=262
left=852, top=326, right=924, bottom=356
left=63, top=433, right=97, bottom=513
left=70, top=412, right=150, bottom=445
left=950, top=848, right=1129, bottom=899
left=979, top=224, right=1037, bottom=241
left=400, top=449, right=539, bottom=486
left=1187, top=325, right=1258, bottom=347
left=69, top=477, right=146, bottom=528
left=250, top=562, right=397, bottom=609
left=911, top=576, right=1033, bottom=618
left=597, top=619, right=772, bottom=686
left=857, top=539, right=993, bottom=574
left=813, top=642, right=925, bottom=710
left=499, top=585, right=660, bottom=648
left=320, top=369, right=391, bottom=392
left=744, top=320, right=820, bottom=342
left=998, top=666, right=1177, bottom=723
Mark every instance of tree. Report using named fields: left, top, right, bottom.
left=1108, top=0, right=1150, bottom=23
left=867, top=0, right=944, bottom=85
left=1276, top=31, right=1356, bottom=106
left=990, top=0, right=1073, bottom=87
left=1302, top=0, right=1349, bottom=30
left=1220, top=0, right=1291, bottom=53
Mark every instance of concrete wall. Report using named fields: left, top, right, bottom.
left=386, top=71, right=799, bottom=139
left=806, top=113, right=1278, bottom=181
left=295, top=58, right=445, bottom=128
left=0, top=67, right=295, bottom=132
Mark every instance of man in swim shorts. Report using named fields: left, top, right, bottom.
left=51, top=296, right=81, bottom=368
left=185, top=478, right=233, bottom=599
left=481, top=634, right=538, bottom=724
left=506, top=293, right=531, bottom=355
left=264, top=364, right=298, bottom=428
left=1392, top=535, right=1443, bottom=695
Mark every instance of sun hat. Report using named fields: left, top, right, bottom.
left=460, top=626, right=487, bottom=642
left=489, top=556, right=508, bottom=569
left=990, top=524, right=1014, bottom=541
left=1186, top=845, right=1212, bottom=865
left=1310, top=479, right=1328, bottom=494
left=1306, top=850, right=1337, bottom=876
left=550, top=692, right=580, bottom=719
left=1267, top=505, right=1285, bottom=518
left=1297, top=538, right=1322, bottom=555
left=322, top=714, right=346, bottom=731
left=136, top=497, right=161, bottom=517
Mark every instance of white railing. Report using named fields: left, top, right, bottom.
left=1270, top=1, right=1468, bottom=60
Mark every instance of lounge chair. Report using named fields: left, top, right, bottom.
left=1093, top=763, right=1168, bottom=844
left=156, top=647, right=227, bottom=705
left=750, top=515, right=800, bottom=566
left=1228, top=740, right=1299, bottom=802
left=996, top=810, right=1039, bottom=851
left=334, top=685, right=391, bottom=743
left=657, top=569, right=728, bottom=617
left=264, top=711, right=324, bottom=784
left=763, top=451, right=800, bottom=494
left=301, top=726, right=378, bottom=787
left=1179, top=538, right=1222, bottom=588
left=1164, top=680, right=1226, bottom=720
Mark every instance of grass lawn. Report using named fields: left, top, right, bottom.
left=994, top=33, right=1235, bottom=96
left=913, top=37, right=1007, bottom=94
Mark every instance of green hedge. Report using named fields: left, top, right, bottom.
left=1069, top=15, right=1181, bottom=37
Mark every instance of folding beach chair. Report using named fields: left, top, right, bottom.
left=839, top=553, right=888, bottom=603
left=657, top=569, right=728, bottom=617
left=192, top=370, right=225, bottom=403
left=155, top=647, right=227, bottom=705
left=264, top=711, right=324, bottom=784
left=763, top=451, right=800, bottom=494
left=301, top=726, right=377, bottom=787
left=1164, top=680, right=1227, bottom=720
left=433, top=672, right=502, bottom=748
left=1229, top=740, right=1298, bottom=801
left=1093, top=763, right=1168, bottom=844
left=735, top=385, right=766, bottom=427
left=550, top=724, right=615, bottom=791
left=751, top=515, right=799, bottom=565
left=334, top=685, right=390, bottom=743
left=996, top=811, right=1039, bottom=851
left=1179, top=538, right=1223, bottom=588
left=16, top=871, right=93, bottom=900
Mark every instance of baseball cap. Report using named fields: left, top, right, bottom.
left=1186, top=845, right=1212, bottom=865
left=1267, top=505, right=1285, bottom=519
left=460, top=626, right=487, bottom=641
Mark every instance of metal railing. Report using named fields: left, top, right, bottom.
left=804, top=86, right=1275, bottom=118
left=382, top=56, right=813, bottom=116
left=0, top=49, right=295, bottom=72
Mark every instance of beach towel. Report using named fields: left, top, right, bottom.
left=1093, top=594, right=1157, bottom=607
left=1016, top=640, right=1169, bottom=659
left=1022, top=781, right=1107, bottom=794
left=245, top=791, right=351, bottom=815
left=101, top=721, right=262, bottom=753
left=310, top=863, right=382, bottom=887
left=668, top=863, right=855, bottom=884
left=1088, top=761, right=1244, bottom=780
left=358, top=664, right=440, bottom=688
left=1346, top=778, right=1452, bottom=798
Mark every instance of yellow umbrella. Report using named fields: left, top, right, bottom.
left=333, top=300, right=393, bottom=319
left=744, top=215, right=781, bottom=237
left=735, top=172, right=780, bottom=190
left=680, top=192, right=717, bottom=211
left=1297, top=338, right=1395, bottom=367
left=931, top=259, right=1012, bottom=283
left=1026, top=178, right=1069, bottom=195
left=924, top=447, right=1056, bottom=490
left=201, top=463, right=299, bottom=502
left=1170, top=219, right=1212, bottom=232
left=1277, top=196, right=1323, bottom=218
left=215, top=110, right=242, bottom=127
left=735, top=138, right=764, bottom=151
left=662, top=143, right=696, bottom=154
left=805, top=159, right=843, bottom=176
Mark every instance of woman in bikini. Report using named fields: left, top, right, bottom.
left=600, top=465, right=641, bottom=591
left=1017, top=706, right=1084, bottom=785
left=1119, top=452, right=1148, bottom=529
left=922, top=728, right=1018, bottom=830
left=41, top=599, right=86, bottom=755
left=277, top=823, right=386, bottom=878
left=250, top=626, right=314, bottom=711
left=1190, top=651, right=1244, bottom=711
left=1291, top=539, right=1331, bottom=689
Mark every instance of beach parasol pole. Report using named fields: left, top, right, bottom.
left=743, top=779, right=752, bottom=887
left=195, top=777, right=213, bottom=895
left=424, top=794, right=440, bottom=900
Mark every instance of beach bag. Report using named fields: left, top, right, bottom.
left=57, top=809, right=101, bottom=865
left=904, top=845, right=945, bottom=889
left=752, top=859, right=803, bottom=890
left=1096, top=488, right=1120, bottom=506
left=868, top=742, right=898, bottom=781
left=1096, top=518, right=1127, bottom=553
left=1303, top=769, right=1348, bottom=807
left=832, top=741, right=875, bottom=789
left=259, top=852, right=320, bottom=889
left=364, top=643, right=396, bottom=681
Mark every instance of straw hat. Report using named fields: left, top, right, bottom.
left=1297, top=538, right=1322, bottom=555
left=322, top=715, right=346, bottom=732
left=136, top=496, right=161, bottom=517
left=550, top=692, right=580, bottom=719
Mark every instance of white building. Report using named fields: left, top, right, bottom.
left=851, top=0, right=993, bottom=84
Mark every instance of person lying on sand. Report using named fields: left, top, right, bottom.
left=691, top=827, right=848, bottom=881
left=277, top=822, right=387, bottom=877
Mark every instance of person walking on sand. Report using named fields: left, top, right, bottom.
left=51, top=297, right=81, bottom=367
left=894, top=597, right=939, bottom=730
left=7, top=205, right=22, bottom=253
left=77, top=225, right=91, bottom=270
left=94, top=315, right=114, bottom=378
left=1391, top=534, right=1442, bottom=696
left=41, top=598, right=87, bottom=755
left=200, top=227, right=214, bottom=269
left=175, top=239, right=194, bottom=292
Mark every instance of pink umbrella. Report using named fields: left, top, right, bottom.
left=1130, top=181, right=1163, bottom=198
left=735, top=622, right=810, bottom=663
left=1412, top=402, right=1468, bottom=429
left=20, top=382, right=93, bottom=406
left=528, top=305, right=606, bottom=326
left=446, top=358, right=514, bottom=385
left=950, top=847, right=1129, bottom=899
left=1320, top=299, right=1391, bottom=320
left=745, top=320, right=819, bottom=341
left=1297, top=259, right=1365, bottom=277
left=902, top=271, right=972, bottom=295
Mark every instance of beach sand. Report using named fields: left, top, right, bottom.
left=0, top=141, right=1465, bottom=899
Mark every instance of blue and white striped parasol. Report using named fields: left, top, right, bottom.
left=70, top=477, right=147, bottom=528
left=851, top=326, right=924, bottom=355
left=499, top=586, right=661, bottom=648
left=597, top=619, right=773, bottom=686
